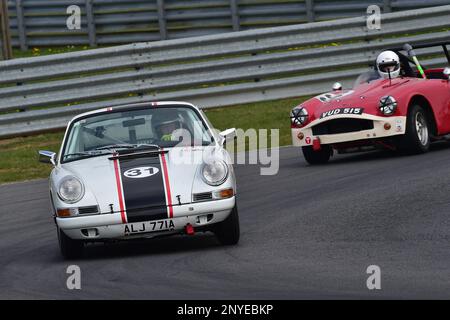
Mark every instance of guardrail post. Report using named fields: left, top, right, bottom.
left=85, top=0, right=97, bottom=47
left=0, top=0, right=13, bottom=59
left=156, top=0, right=167, bottom=40
left=305, top=0, right=315, bottom=22
left=230, top=0, right=240, bottom=31
left=15, top=0, right=27, bottom=51
left=383, top=0, right=392, bottom=13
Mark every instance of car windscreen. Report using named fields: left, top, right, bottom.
left=61, top=106, right=215, bottom=162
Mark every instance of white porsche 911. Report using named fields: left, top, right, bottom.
left=39, top=101, right=239, bottom=259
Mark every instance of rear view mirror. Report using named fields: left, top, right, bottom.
left=39, top=150, right=56, bottom=165
left=123, top=118, right=145, bottom=127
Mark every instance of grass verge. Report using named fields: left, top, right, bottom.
left=0, top=132, right=64, bottom=184
left=12, top=46, right=93, bottom=59
left=0, top=97, right=308, bottom=185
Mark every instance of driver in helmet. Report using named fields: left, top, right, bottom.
left=151, top=109, right=183, bottom=142
left=376, top=50, right=401, bottom=79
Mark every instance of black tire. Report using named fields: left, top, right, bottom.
left=397, top=104, right=430, bottom=154
left=302, top=145, right=332, bottom=165
left=214, top=205, right=240, bottom=245
left=58, top=227, right=84, bottom=259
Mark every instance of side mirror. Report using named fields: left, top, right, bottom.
left=219, top=128, right=236, bottom=146
left=444, top=67, right=450, bottom=80
left=39, top=150, right=56, bottom=165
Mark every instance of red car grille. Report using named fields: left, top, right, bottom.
left=312, top=118, right=374, bottom=135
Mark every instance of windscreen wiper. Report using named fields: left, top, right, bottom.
left=62, top=151, right=111, bottom=159
left=95, top=143, right=160, bottom=151
left=108, top=147, right=167, bottom=160
left=133, top=143, right=160, bottom=149
left=94, top=144, right=137, bottom=151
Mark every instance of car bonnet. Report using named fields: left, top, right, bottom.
left=59, top=145, right=226, bottom=219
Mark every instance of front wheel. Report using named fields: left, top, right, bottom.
left=213, top=205, right=240, bottom=245
left=57, top=227, right=84, bottom=260
left=302, top=145, right=332, bottom=165
left=397, top=104, right=430, bottom=154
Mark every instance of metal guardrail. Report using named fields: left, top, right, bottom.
left=0, top=5, right=449, bottom=138
left=6, top=0, right=450, bottom=50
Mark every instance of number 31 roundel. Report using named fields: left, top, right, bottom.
left=124, top=167, right=160, bottom=179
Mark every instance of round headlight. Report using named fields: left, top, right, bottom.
left=379, top=96, right=398, bottom=115
left=58, top=176, right=84, bottom=203
left=201, top=160, right=228, bottom=186
left=290, top=107, right=309, bottom=127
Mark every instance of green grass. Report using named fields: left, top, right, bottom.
left=12, top=45, right=93, bottom=59
left=0, top=132, right=64, bottom=184
left=0, top=97, right=308, bottom=184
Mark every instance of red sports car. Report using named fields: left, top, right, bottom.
left=290, top=42, right=450, bottom=165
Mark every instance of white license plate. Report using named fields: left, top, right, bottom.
left=124, top=219, right=175, bottom=236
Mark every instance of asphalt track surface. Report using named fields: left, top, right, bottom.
left=2, top=145, right=450, bottom=299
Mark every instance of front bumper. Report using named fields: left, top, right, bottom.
left=57, top=196, right=235, bottom=240
left=291, top=114, right=407, bottom=147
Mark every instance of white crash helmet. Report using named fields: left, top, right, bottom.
left=376, top=50, right=400, bottom=79
left=151, top=109, right=183, bottom=137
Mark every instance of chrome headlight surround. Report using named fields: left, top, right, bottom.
left=379, top=96, right=398, bottom=116
left=201, top=160, right=229, bottom=186
left=57, top=175, right=85, bottom=204
left=290, top=106, right=309, bottom=127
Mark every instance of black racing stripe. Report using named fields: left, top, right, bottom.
left=119, top=155, right=167, bottom=223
